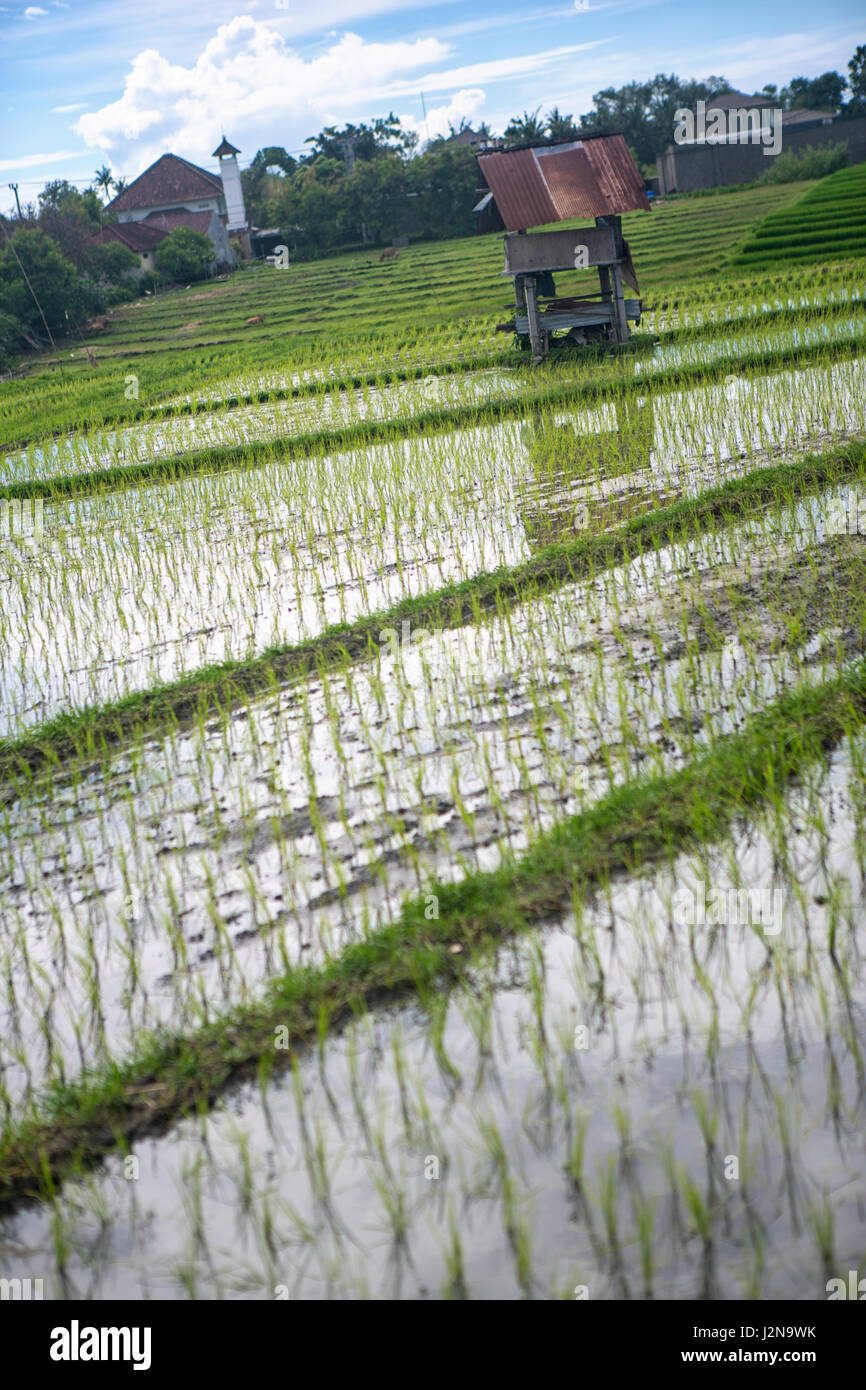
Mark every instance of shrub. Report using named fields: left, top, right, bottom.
left=154, top=227, right=215, bottom=283
left=759, top=141, right=850, bottom=185
left=0, top=227, right=104, bottom=348
left=95, top=241, right=140, bottom=284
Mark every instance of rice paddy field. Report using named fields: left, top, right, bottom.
left=1, top=175, right=865, bottom=1303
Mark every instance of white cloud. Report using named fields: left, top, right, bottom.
left=400, top=88, right=487, bottom=145
left=52, top=101, right=86, bottom=112
left=24, top=5, right=48, bottom=16
left=382, top=41, right=606, bottom=98
left=74, top=15, right=452, bottom=171
left=271, top=0, right=462, bottom=39
left=687, top=30, right=864, bottom=88
left=0, top=148, right=86, bottom=171
left=72, top=14, right=605, bottom=174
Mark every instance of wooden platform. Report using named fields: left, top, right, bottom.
left=514, top=300, right=641, bottom=334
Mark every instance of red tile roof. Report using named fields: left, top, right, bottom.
left=781, top=108, right=836, bottom=124
left=477, top=136, right=649, bottom=231
left=94, top=222, right=166, bottom=252
left=705, top=91, right=774, bottom=110
left=107, top=153, right=223, bottom=213
left=143, top=209, right=215, bottom=235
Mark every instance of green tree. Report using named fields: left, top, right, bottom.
left=275, top=165, right=345, bottom=255
left=95, top=240, right=139, bottom=282
left=546, top=107, right=579, bottom=140
left=36, top=179, right=105, bottom=272
left=344, top=152, right=406, bottom=244
left=93, top=165, right=114, bottom=201
left=579, top=74, right=731, bottom=164
left=154, top=227, right=214, bottom=282
left=504, top=108, right=546, bottom=143
left=242, top=147, right=298, bottom=226
left=304, top=114, right=416, bottom=165
left=407, top=144, right=477, bottom=240
left=847, top=46, right=866, bottom=110
left=781, top=72, right=846, bottom=111
left=0, top=225, right=103, bottom=348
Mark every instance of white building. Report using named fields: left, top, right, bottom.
left=103, top=143, right=249, bottom=270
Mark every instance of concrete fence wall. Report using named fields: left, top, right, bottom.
left=656, top=115, right=866, bottom=196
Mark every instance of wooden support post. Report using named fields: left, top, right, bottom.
left=611, top=264, right=628, bottom=344
left=524, top=276, right=545, bottom=362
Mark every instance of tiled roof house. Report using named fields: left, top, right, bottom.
left=97, top=146, right=247, bottom=273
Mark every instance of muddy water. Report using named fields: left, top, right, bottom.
left=1, top=356, right=863, bottom=735
left=1, top=738, right=862, bottom=1299
left=1, top=482, right=864, bottom=1103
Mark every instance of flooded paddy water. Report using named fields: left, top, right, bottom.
left=1, top=737, right=863, bottom=1299
left=1, top=356, right=863, bottom=734
left=1, top=271, right=865, bottom=1302
left=1, top=479, right=864, bottom=1105
left=3, top=315, right=863, bottom=487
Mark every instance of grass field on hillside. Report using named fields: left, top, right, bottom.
left=736, top=161, right=866, bottom=268
left=0, top=179, right=824, bottom=449
left=1, top=171, right=865, bottom=1301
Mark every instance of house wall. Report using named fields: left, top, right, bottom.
left=118, top=195, right=226, bottom=223
left=656, top=115, right=866, bottom=195
left=217, top=155, right=247, bottom=232
left=207, top=214, right=235, bottom=270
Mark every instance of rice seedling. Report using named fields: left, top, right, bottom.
left=2, top=222, right=865, bottom=1303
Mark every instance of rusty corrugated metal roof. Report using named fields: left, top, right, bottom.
left=477, top=136, right=650, bottom=230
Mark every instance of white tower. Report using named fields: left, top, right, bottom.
left=213, top=136, right=249, bottom=254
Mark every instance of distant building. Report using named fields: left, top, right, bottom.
left=101, top=141, right=249, bottom=271
left=441, top=126, right=503, bottom=152
left=92, top=219, right=165, bottom=276
left=656, top=92, right=864, bottom=195
left=211, top=136, right=251, bottom=257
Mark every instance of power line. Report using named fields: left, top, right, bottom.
left=0, top=213, right=64, bottom=373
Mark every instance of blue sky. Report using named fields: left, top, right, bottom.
left=1, top=0, right=863, bottom=215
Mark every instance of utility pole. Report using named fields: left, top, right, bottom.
left=340, top=135, right=355, bottom=177
left=420, top=92, right=429, bottom=144
left=9, top=183, right=22, bottom=218
left=340, top=135, right=365, bottom=244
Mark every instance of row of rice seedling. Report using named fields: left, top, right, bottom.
left=1, top=355, right=863, bottom=736
left=735, top=161, right=866, bottom=268
left=3, top=242, right=861, bottom=457
left=2, top=708, right=863, bottom=1296
left=1, top=215, right=864, bottom=1297
left=5, top=312, right=864, bottom=497
left=1, top=470, right=863, bottom=1112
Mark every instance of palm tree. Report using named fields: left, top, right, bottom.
left=93, top=165, right=113, bottom=229
left=113, top=176, right=127, bottom=195
left=94, top=165, right=114, bottom=202
left=504, top=108, right=546, bottom=144
left=546, top=108, right=579, bottom=141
